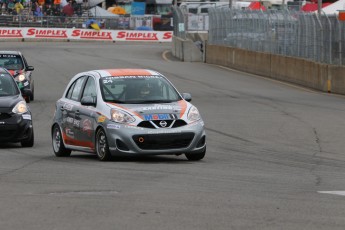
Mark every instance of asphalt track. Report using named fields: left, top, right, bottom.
left=1, top=41, right=345, bottom=230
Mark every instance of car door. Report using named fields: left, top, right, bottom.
left=60, top=76, right=87, bottom=146
left=74, top=76, right=97, bottom=150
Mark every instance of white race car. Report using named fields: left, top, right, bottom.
left=52, top=69, right=206, bottom=161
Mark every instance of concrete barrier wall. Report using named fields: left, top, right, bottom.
left=206, top=45, right=345, bottom=94
left=172, top=36, right=203, bottom=62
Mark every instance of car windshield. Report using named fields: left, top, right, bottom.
left=100, top=75, right=182, bottom=104
left=0, top=73, right=20, bottom=96
left=0, top=54, right=24, bottom=70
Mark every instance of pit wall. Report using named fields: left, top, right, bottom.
left=206, top=45, right=345, bottom=95
left=172, top=35, right=203, bottom=62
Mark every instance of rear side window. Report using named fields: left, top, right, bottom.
left=65, top=76, right=86, bottom=101
left=82, top=77, right=97, bottom=99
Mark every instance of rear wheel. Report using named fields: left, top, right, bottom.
left=185, top=148, right=206, bottom=161
left=96, top=128, right=112, bottom=161
left=52, top=124, right=71, bottom=157
left=21, top=130, right=34, bottom=147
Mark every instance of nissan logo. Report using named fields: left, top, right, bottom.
left=159, top=120, right=167, bottom=127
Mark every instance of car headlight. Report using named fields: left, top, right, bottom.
left=17, top=74, right=26, bottom=82
left=187, top=106, right=200, bottom=121
left=111, top=109, right=135, bottom=123
left=12, top=101, right=28, bottom=114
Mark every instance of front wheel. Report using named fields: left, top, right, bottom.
left=96, top=128, right=112, bottom=161
left=30, top=84, right=34, bottom=101
left=52, top=124, right=71, bottom=157
left=185, top=148, right=206, bottom=161
left=21, top=130, right=34, bottom=147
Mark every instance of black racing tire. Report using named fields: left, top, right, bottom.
left=52, top=124, right=71, bottom=157
left=25, top=96, right=30, bottom=103
left=30, top=84, right=34, bottom=101
left=96, top=128, right=112, bottom=161
left=185, top=148, right=206, bottom=161
left=21, top=130, right=34, bottom=147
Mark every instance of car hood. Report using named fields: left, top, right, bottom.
left=0, top=95, right=22, bottom=112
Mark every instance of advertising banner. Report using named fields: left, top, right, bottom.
left=0, top=28, right=172, bottom=42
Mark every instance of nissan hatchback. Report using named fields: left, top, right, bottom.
left=51, top=69, right=206, bottom=161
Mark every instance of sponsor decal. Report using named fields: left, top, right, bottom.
left=65, top=128, right=74, bottom=138
left=107, top=124, right=121, bottom=130
left=117, top=31, right=159, bottom=41
left=162, top=32, right=172, bottom=40
left=72, top=30, right=112, bottom=40
left=66, top=116, right=80, bottom=127
left=73, top=119, right=80, bottom=127
left=67, top=117, right=74, bottom=124
left=22, top=114, right=32, bottom=120
left=24, top=81, right=29, bottom=86
left=0, top=29, right=23, bottom=38
left=103, top=76, right=161, bottom=81
left=124, top=125, right=144, bottom=130
left=82, top=119, right=93, bottom=136
left=63, top=103, right=73, bottom=111
left=98, top=116, right=106, bottom=123
left=143, top=114, right=171, bottom=121
left=27, top=28, right=68, bottom=38
left=141, top=105, right=178, bottom=111
left=0, top=54, right=17, bottom=58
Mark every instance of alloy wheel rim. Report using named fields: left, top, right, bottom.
left=54, top=128, right=61, bottom=152
left=97, top=131, right=106, bottom=158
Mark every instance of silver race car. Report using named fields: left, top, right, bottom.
left=51, top=69, right=206, bottom=161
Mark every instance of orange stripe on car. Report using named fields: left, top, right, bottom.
left=105, top=69, right=152, bottom=76
left=62, top=131, right=95, bottom=149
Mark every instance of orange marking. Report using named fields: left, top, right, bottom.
left=62, top=131, right=95, bottom=149
left=105, top=69, right=152, bottom=76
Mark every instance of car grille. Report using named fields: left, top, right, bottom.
left=133, top=133, right=195, bottom=150
left=137, top=119, right=187, bottom=129
left=0, top=125, right=17, bottom=140
left=0, top=113, right=11, bottom=120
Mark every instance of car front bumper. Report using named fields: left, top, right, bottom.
left=105, top=120, right=206, bottom=156
left=0, top=113, right=33, bottom=143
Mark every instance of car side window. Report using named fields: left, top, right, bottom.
left=66, top=81, right=76, bottom=99
left=66, top=76, right=86, bottom=101
left=82, top=77, right=97, bottom=99
left=22, top=56, right=29, bottom=67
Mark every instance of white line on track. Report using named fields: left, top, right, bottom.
left=318, top=191, right=345, bottom=196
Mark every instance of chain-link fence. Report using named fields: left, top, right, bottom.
left=172, top=6, right=345, bottom=65
left=172, top=6, right=209, bottom=39
left=208, top=8, right=345, bottom=65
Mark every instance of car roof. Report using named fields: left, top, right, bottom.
left=93, top=69, right=161, bottom=78
left=0, top=51, right=21, bottom=55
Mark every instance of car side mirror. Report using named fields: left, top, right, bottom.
left=81, top=96, right=96, bottom=107
left=182, top=93, right=192, bottom=102
left=26, top=66, right=34, bottom=71
left=22, top=88, right=32, bottom=97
